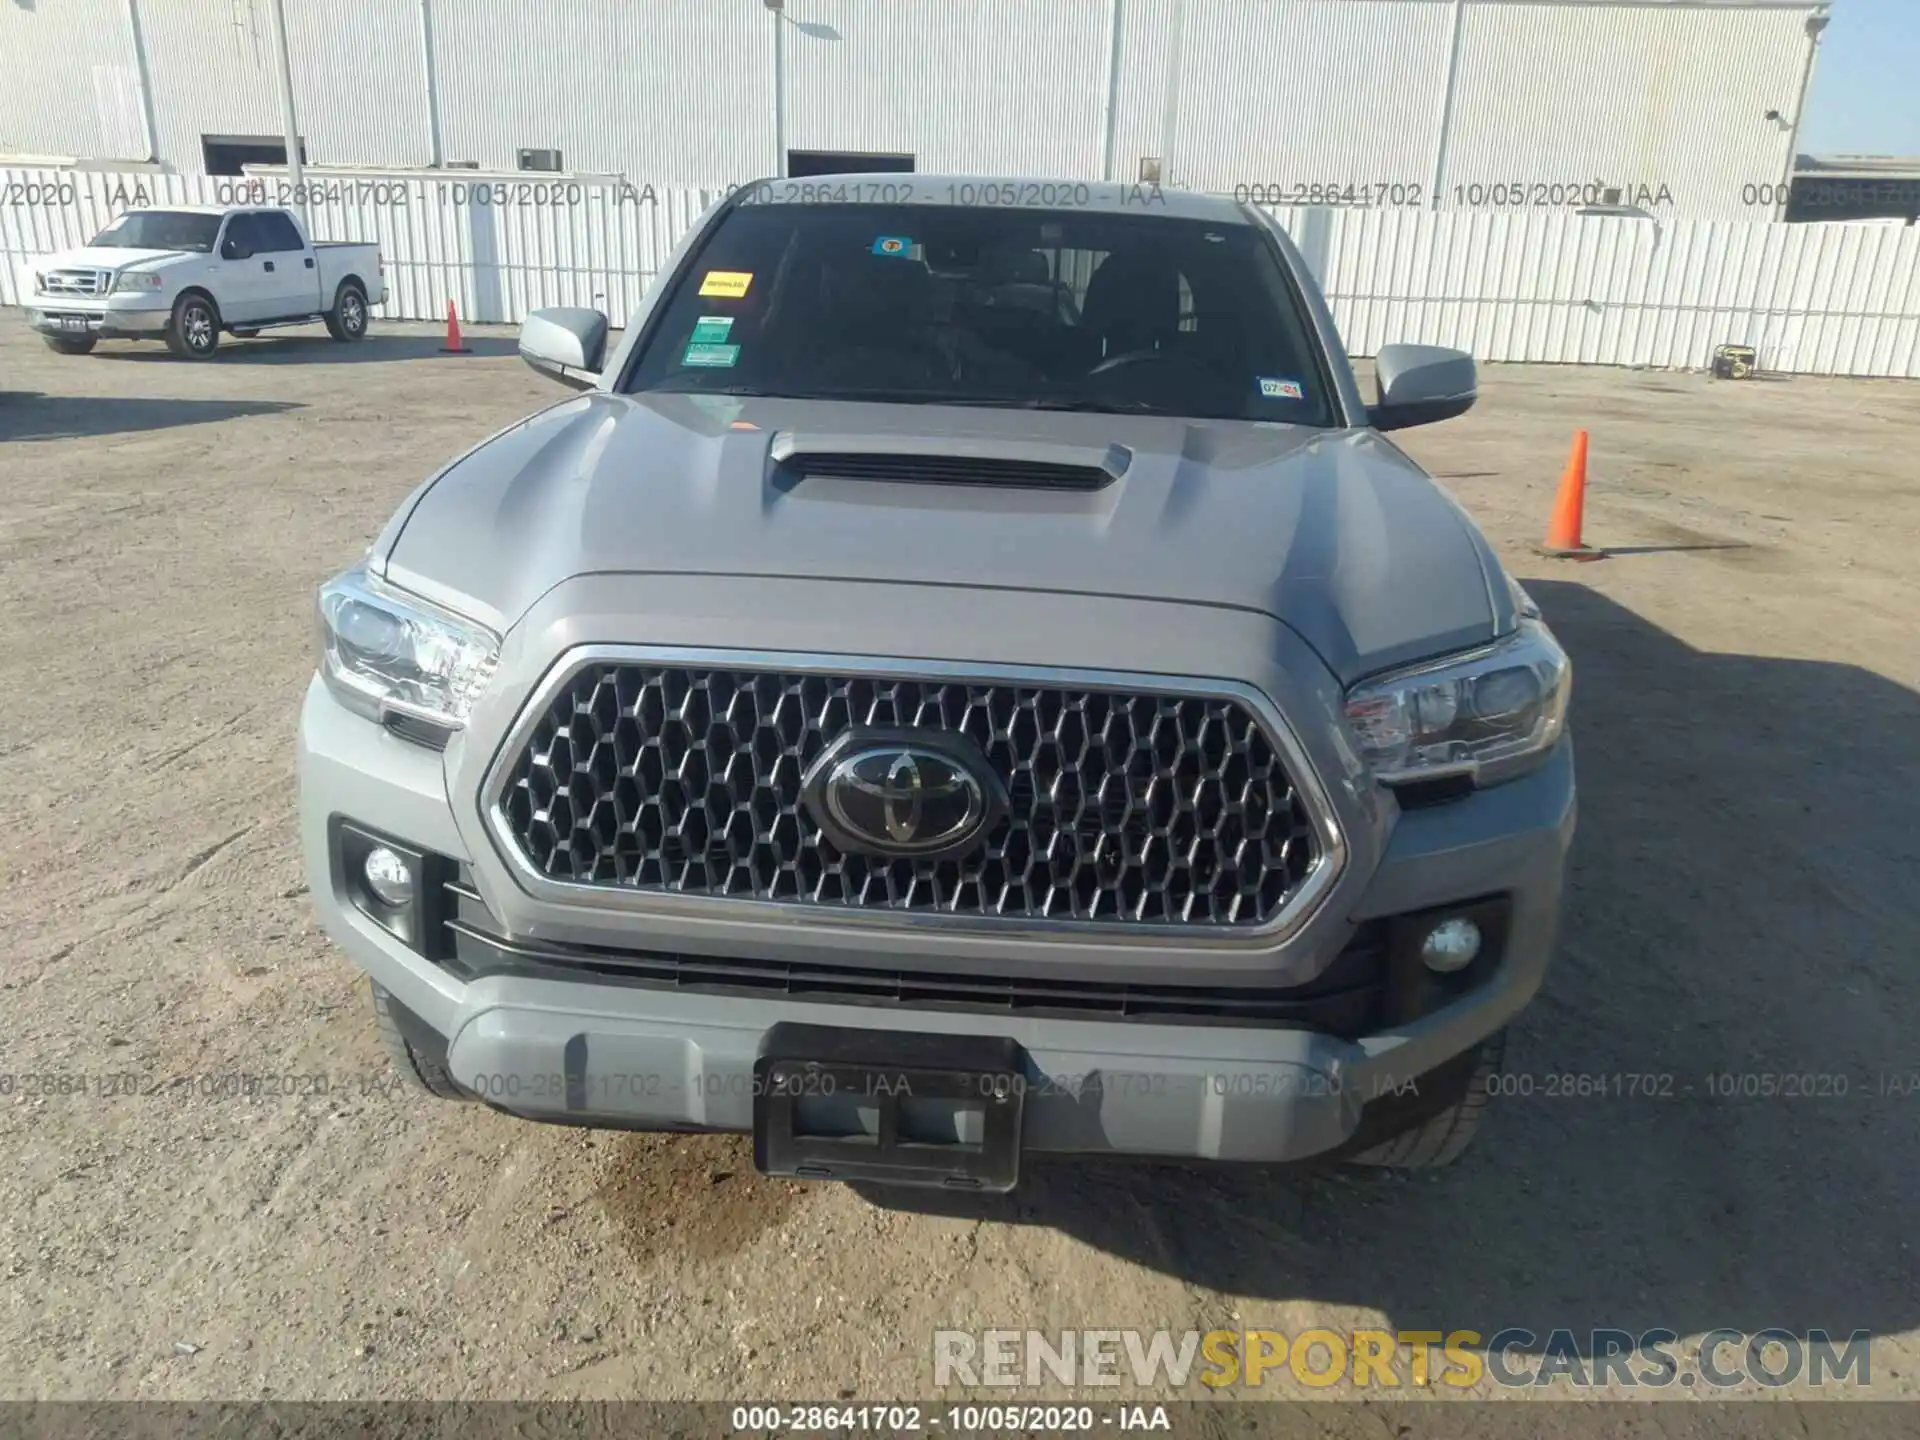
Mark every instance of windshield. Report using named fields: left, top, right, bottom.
left=88, top=211, right=222, bottom=253
left=625, top=202, right=1339, bottom=425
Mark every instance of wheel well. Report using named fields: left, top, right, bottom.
left=174, top=286, right=221, bottom=323
left=335, top=274, right=368, bottom=301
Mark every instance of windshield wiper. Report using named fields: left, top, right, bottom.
left=641, top=384, right=1161, bottom=414
left=644, top=383, right=783, bottom=397
left=768, top=390, right=1165, bottom=413
left=643, top=384, right=911, bottom=402
left=1002, top=396, right=1161, bottom=413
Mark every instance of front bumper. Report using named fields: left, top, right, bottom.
left=25, top=299, right=170, bottom=336
left=299, top=651, right=1575, bottom=1163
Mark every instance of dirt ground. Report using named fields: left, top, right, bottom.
left=1, top=320, right=1916, bottom=1411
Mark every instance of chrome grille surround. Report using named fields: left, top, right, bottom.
left=41, top=269, right=109, bottom=297
left=481, top=648, right=1346, bottom=944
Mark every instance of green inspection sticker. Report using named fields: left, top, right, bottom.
left=690, top=315, right=734, bottom=344
left=682, top=342, right=740, bottom=368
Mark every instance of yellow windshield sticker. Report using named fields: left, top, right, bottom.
left=698, top=270, right=753, bottom=299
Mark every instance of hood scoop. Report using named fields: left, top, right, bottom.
left=770, top=431, right=1130, bottom=491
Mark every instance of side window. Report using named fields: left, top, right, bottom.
left=255, top=211, right=305, bottom=252
left=221, top=213, right=260, bottom=257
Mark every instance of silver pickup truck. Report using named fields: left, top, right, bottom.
left=299, top=177, right=1574, bottom=1191
left=21, top=204, right=383, bottom=358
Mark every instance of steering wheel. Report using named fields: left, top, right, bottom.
left=1088, top=348, right=1176, bottom=377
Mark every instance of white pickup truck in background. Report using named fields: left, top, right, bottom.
left=19, top=204, right=385, bottom=358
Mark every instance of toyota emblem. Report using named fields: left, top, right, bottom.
left=800, top=729, right=1005, bottom=860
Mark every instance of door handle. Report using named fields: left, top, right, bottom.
left=263, top=260, right=276, bottom=272
left=304, top=257, right=314, bottom=269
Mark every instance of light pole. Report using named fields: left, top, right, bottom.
left=266, top=0, right=307, bottom=229
left=766, top=0, right=786, bottom=178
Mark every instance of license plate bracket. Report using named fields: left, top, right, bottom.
left=753, top=1023, right=1025, bottom=1192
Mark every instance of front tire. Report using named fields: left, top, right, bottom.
left=324, top=281, right=369, bottom=341
left=41, top=333, right=97, bottom=355
left=1345, top=1030, right=1505, bottom=1169
left=164, top=293, right=220, bottom=359
left=370, top=980, right=467, bottom=1100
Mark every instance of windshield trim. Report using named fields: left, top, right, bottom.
left=1242, top=206, right=1366, bottom=428
left=609, top=194, right=743, bottom=395
left=638, top=382, right=1225, bottom=419
left=1240, top=210, right=1353, bottom=429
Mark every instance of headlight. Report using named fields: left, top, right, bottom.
left=112, top=271, right=164, bottom=292
left=1343, top=617, right=1570, bottom=786
left=315, top=566, right=499, bottom=731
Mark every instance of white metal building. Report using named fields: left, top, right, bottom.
left=1, top=0, right=1833, bottom=218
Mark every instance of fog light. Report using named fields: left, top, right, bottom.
left=363, top=846, right=416, bottom=907
left=1419, top=916, right=1482, bottom=973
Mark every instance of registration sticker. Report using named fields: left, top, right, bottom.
left=682, top=342, right=740, bottom=367
left=871, top=235, right=912, bottom=257
left=690, top=315, right=734, bottom=343
left=1258, top=376, right=1305, bottom=400
left=698, top=270, right=753, bottom=299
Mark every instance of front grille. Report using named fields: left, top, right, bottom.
left=781, top=452, right=1119, bottom=491
left=41, top=269, right=108, bottom=297
left=495, top=663, right=1325, bottom=928
left=443, top=877, right=1383, bottom=1031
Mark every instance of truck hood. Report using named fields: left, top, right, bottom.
left=383, top=392, right=1509, bottom=685
left=36, top=245, right=193, bottom=272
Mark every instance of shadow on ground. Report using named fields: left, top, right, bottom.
left=858, top=580, right=1920, bottom=1351
left=0, top=393, right=301, bottom=441
left=85, top=331, right=520, bottom=363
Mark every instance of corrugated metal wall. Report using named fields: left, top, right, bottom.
left=133, top=0, right=429, bottom=173
left=784, top=0, right=1110, bottom=177
left=136, top=1, right=287, bottom=169
left=428, top=0, right=773, bottom=184
left=1445, top=1, right=1812, bottom=217
left=0, top=2, right=1825, bottom=220
left=6, top=166, right=1916, bottom=377
left=1277, top=204, right=1920, bottom=375
left=0, top=0, right=145, bottom=161
left=1109, top=0, right=1453, bottom=194
left=281, top=0, right=434, bottom=169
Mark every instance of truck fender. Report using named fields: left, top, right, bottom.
left=173, top=285, right=222, bottom=323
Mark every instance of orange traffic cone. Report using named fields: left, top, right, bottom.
left=1536, top=430, right=1604, bottom=560
left=438, top=299, right=471, bottom=355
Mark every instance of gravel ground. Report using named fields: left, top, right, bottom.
left=1, top=320, right=1916, bottom=1408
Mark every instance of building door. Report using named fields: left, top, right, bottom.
left=786, top=150, right=914, bottom=178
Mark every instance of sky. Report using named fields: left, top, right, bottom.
left=1797, top=0, right=1920, bottom=156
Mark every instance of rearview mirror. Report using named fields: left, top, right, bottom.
left=519, top=307, right=610, bottom=390
left=221, top=240, right=252, bottom=261
left=1368, top=344, right=1477, bottom=431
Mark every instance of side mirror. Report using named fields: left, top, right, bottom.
left=1368, top=344, right=1477, bottom=431
left=519, top=307, right=610, bottom=390
left=222, top=240, right=252, bottom=261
